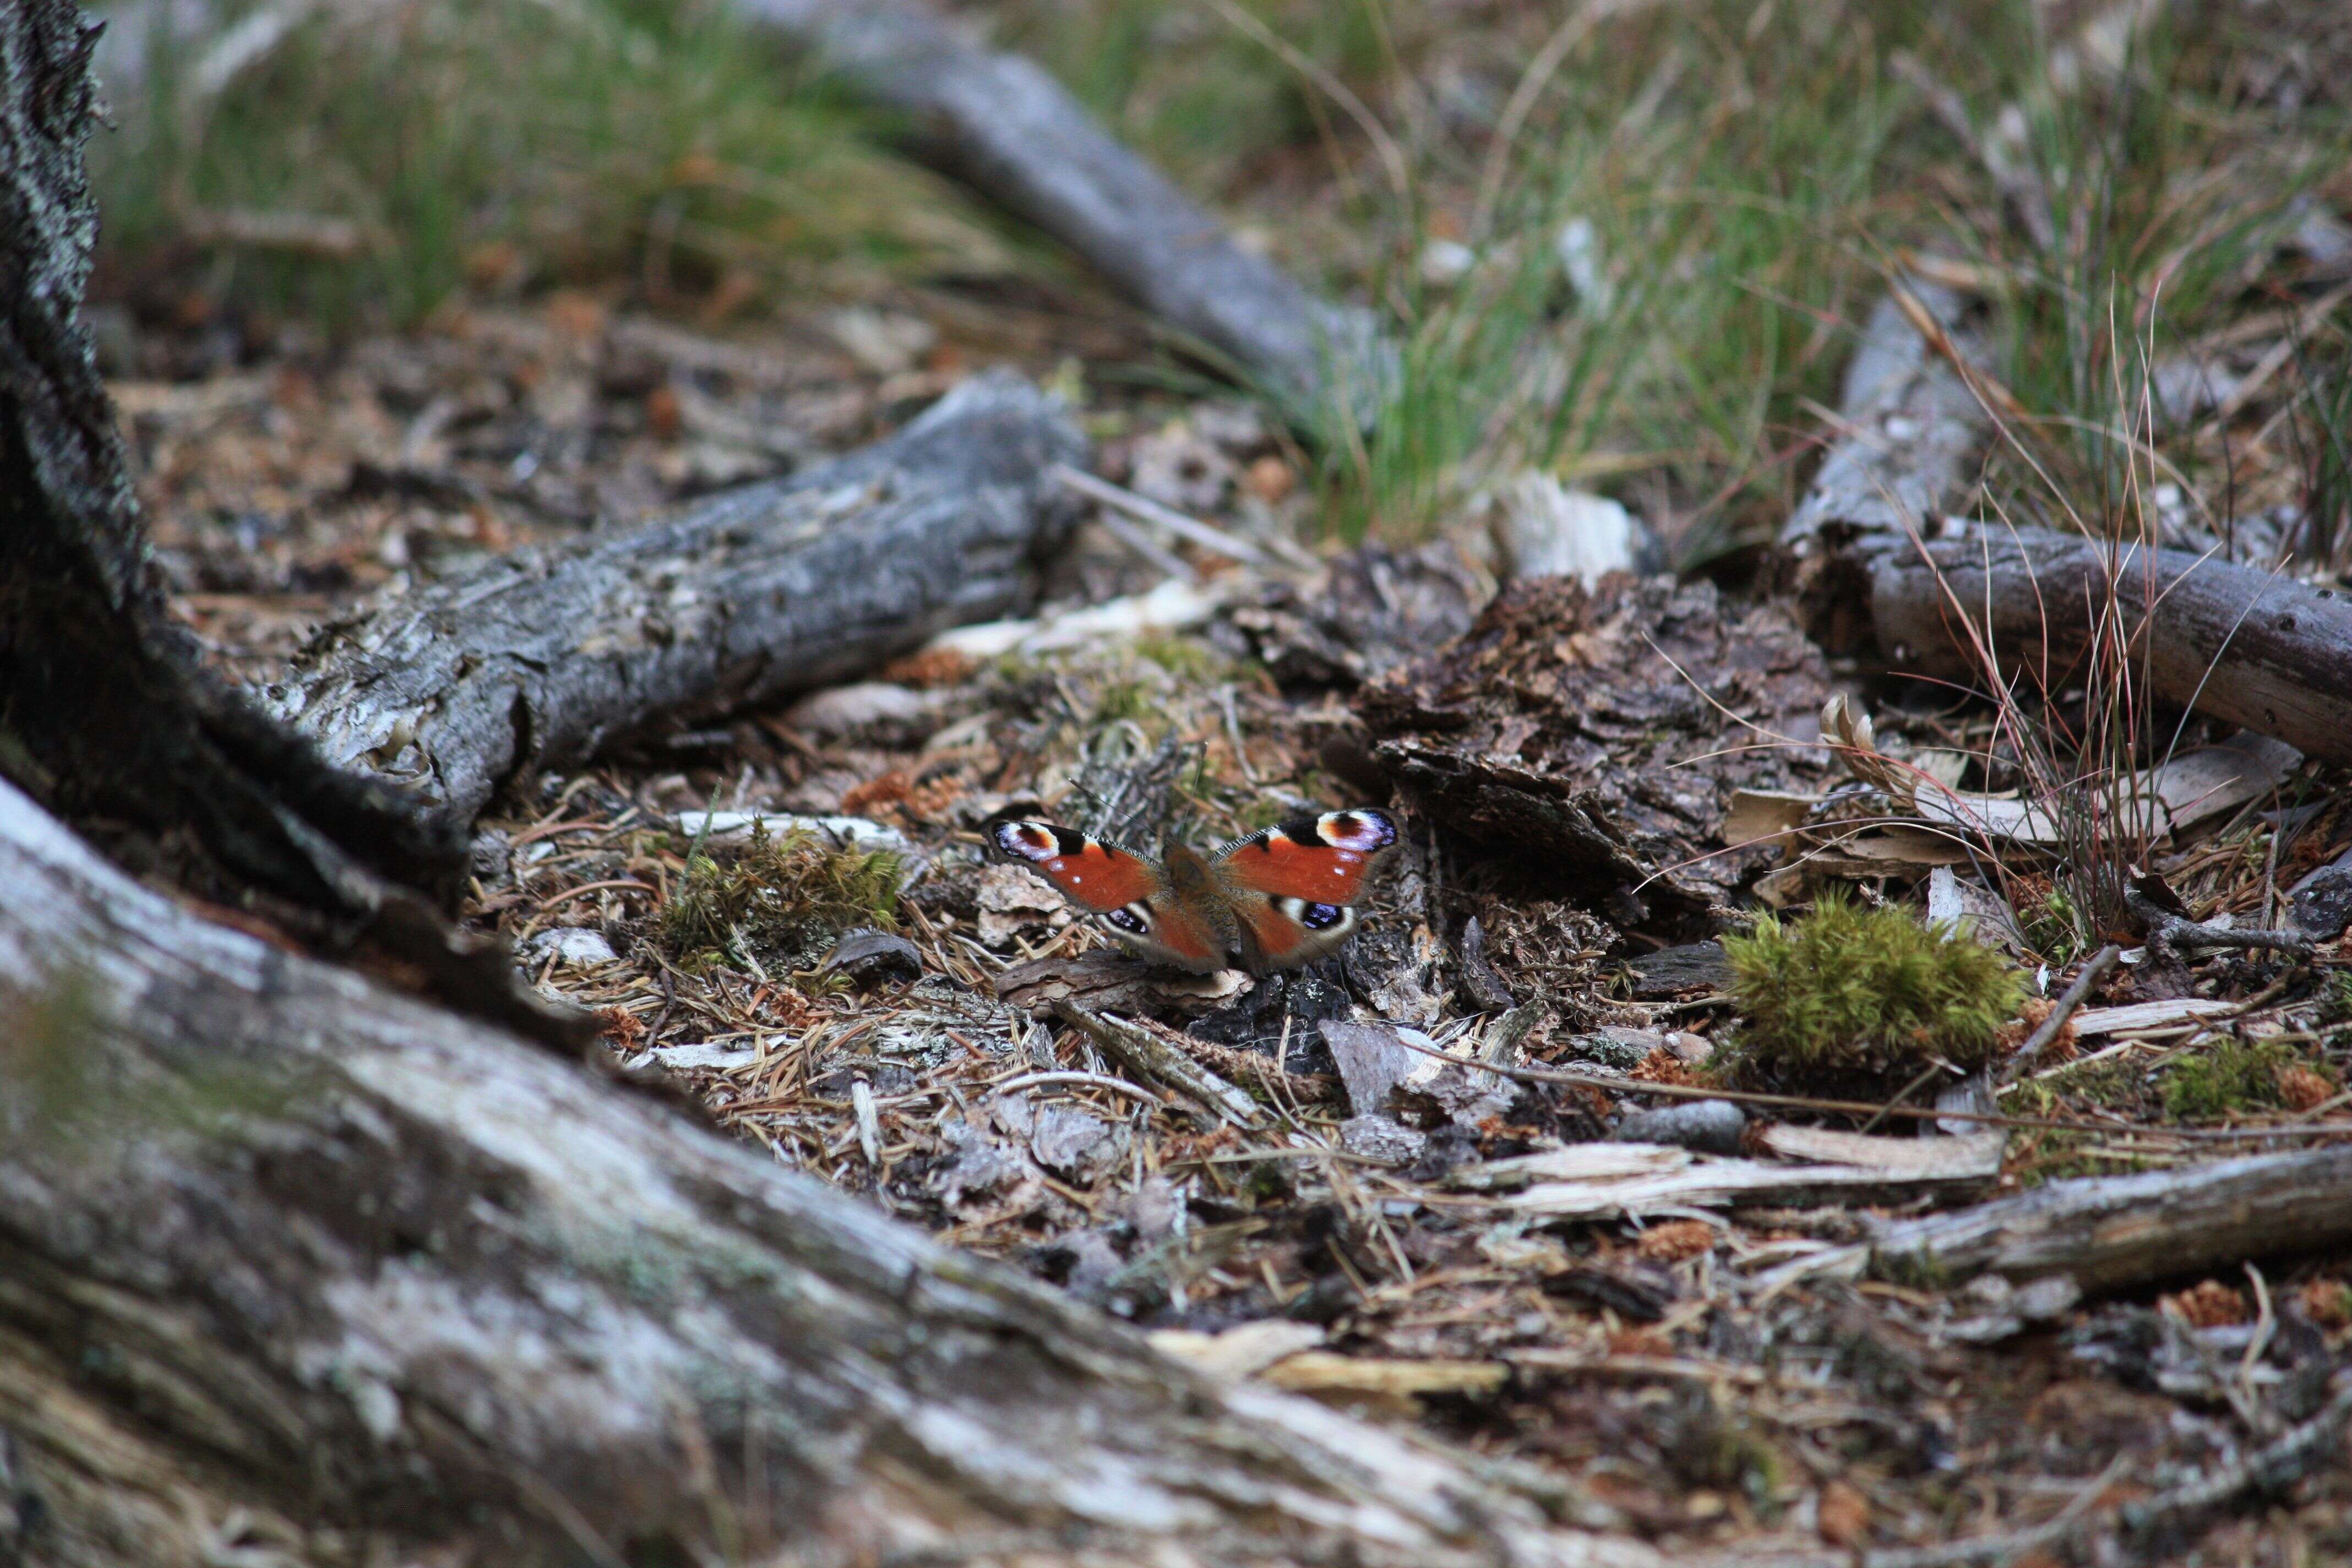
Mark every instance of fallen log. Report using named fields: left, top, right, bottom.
left=0, top=771, right=1657, bottom=1568
left=1755, top=1146, right=2352, bottom=1299
left=1868, top=1146, right=2352, bottom=1294
left=97, top=0, right=1390, bottom=421
left=733, top=0, right=1390, bottom=418
left=269, top=370, right=1085, bottom=851
left=1866, top=523, right=2352, bottom=766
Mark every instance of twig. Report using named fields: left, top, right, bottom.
left=1861, top=1453, right=2130, bottom=1567
left=2128, top=887, right=2313, bottom=961
left=1380, top=1028, right=2352, bottom=1141
left=1050, top=1000, right=1264, bottom=1128
left=987, top=1071, right=1168, bottom=1108
left=1081, top=499, right=1200, bottom=585
left=2000, top=943, right=2121, bottom=1082
left=1053, top=465, right=1291, bottom=569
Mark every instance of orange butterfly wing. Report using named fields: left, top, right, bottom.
left=1216, top=809, right=1397, bottom=971
left=989, top=819, right=1228, bottom=971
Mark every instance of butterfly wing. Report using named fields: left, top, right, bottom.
left=989, top=820, right=1229, bottom=972
left=1214, top=809, right=1398, bottom=971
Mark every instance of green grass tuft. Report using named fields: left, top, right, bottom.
left=1719, top=894, right=2024, bottom=1090
left=93, top=0, right=1019, bottom=329
left=660, top=821, right=902, bottom=968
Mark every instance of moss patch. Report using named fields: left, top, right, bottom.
left=660, top=821, right=902, bottom=969
left=1718, top=895, right=2023, bottom=1093
left=2161, top=1037, right=2339, bottom=1121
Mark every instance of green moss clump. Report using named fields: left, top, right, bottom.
left=660, top=822, right=902, bottom=966
left=2161, top=1038, right=2337, bottom=1121
left=1719, top=895, right=2023, bottom=1092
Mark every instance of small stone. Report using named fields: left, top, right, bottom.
left=820, top=929, right=923, bottom=986
left=1611, top=1099, right=1746, bottom=1155
left=521, top=927, right=617, bottom=968
left=2290, top=859, right=2352, bottom=939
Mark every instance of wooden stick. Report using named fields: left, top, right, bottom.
left=1380, top=1028, right=2352, bottom=1142
left=1999, top=943, right=2121, bottom=1082
left=1051, top=999, right=1266, bottom=1128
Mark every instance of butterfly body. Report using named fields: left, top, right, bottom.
left=990, top=809, right=1398, bottom=976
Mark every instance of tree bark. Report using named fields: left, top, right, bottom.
left=0, top=0, right=454, bottom=904
left=0, top=0, right=594, bottom=1048
left=733, top=0, right=1391, bottom=421
left=268, top=370, right=1086, bottom=851
left=0, top=770, right=1656, bottom=1568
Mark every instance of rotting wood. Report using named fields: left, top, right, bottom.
left=271, top=370, right=1086, bottom=848
left=732, top=0, right=1391, bottom=420
left=0, top=771, right=1664, bottom=1568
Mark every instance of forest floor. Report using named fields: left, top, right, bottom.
left=98, top=0, right=2352, bottom=1561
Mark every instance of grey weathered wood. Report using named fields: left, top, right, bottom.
left=1866, top=524, right=2352, bottom=766
left=0, top=772, right=1657, bottom=1568
left=1780, top=282, right=1989, bottom=558
left=734, top=0, right=1390, bottom=419
left=269, top=370, right=1085, bottom=846
left=1866, top=1146, right=2352, bottom=1294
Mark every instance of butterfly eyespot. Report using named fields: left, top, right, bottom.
left=1106, top=907, right=1150, bottom=934
left=1317, top=809, right=1397, bottom=853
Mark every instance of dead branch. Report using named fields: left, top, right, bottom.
left=270, top=371, right=1085, bottom=851
left=1867, top=524, right=2352, bottom=765
left=732, top=0, right=1390, bottom=417
left=1999, top=944, right=2120, bottom=1082
left=1865, top=1146, right=2352, bottom=1295
left=1784, top=281, right=2352, bottom=764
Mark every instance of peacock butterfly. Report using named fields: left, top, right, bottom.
left=988, top=808, right=1398, bottom=975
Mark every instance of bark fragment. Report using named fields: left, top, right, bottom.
left=1356, top=574, right=1837, bottom=925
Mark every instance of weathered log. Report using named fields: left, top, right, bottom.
left=734, top=0, right=1390, bottom=418
left=1866, top=523, right=2352, bottom=766
left=1864, top=1146, right=2352, bottom=1295
left=0, top=771, right=1656, bottom=1568
left=269, top=370, right=1085, bottom=849
left=1779, top=283, right=1988, bottom=562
